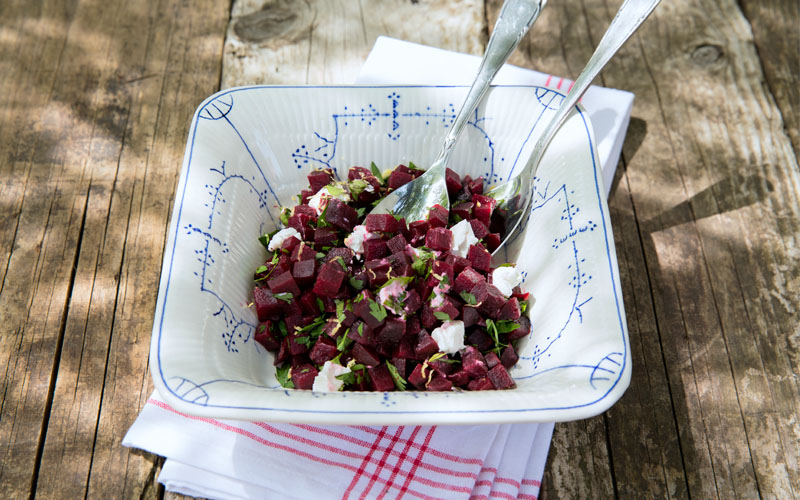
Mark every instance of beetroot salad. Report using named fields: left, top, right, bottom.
left=252, top=163, right=532, bottom=392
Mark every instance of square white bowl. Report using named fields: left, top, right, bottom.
left=150, top=85, right=630, bottom=425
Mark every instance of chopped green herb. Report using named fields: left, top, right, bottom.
left=275, top=364, right=294, bottom=388
left=316, top=204, right=330, bottom=228
left=274, top=292, right=293, bottom=303
left=459, top=291, right=477, bottom=305
left=349, top=277, right=364, bottom=290
left=433, top=311, right=451, bottom=322
left=520, top=300, right=529, bottom=315
left=357, top=322, right=365, bottom=336
left=256, top=323, right=267, bottom=333
left=336, top=330, right=353, bottom=351
left=335, top=371, right=357, bottom=386
left=277, top=320, right=288, bottom=337
left=368, top=300, right=388, bottom=322
left=485, top=319, right=509, bottom=354
left=411, top=248, right=435, bottom=275
left=316, top=252, right=326, bottom=259
left=325, top=183, right=347, bottom=197
left=356, top=207, right=366, bottom=218
left=495, top=320, right=522, bottom=334
left=385, top=361, right=407, bottom=391
left=408, top=161, right=421, bottom=171
left=294, top=335, right=310, bottom=346
left=348, top=179, right=369, bottom=201
left=279, top=207, right=291, bottom=227
left=370, top=161, right=385, bottom=185
left=332, top=256, right=347, bottom=270
left=255, top=265, right=268, bottom=275
left=258, top=234, right=270, bottom=249
left=378, top=276, right=414, bottom=290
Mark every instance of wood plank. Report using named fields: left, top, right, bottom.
left=738, top=0, right=800, bottom=158
left=13, top=0, right=230, bottom=498
left=222, top=0, right=486, bottom=86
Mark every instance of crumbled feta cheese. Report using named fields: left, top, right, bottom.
left=492, top=266, right=523, bottom=297
left=450, top=219, right=479, bottom=258
left=378, top=279, right=407, bottom=315
left=308, top=185, right=351, bottom=215
left=312, top=361, right=351, bottom=392
left=267, top=227, right=301, bottom=252
left=429, top=281, right=450, bottom=308
left=431, top=320, right=465, bottom=355
left=345, top=225, right=369, bottom=255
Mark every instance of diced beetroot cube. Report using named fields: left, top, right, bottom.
left=364, top=259, right=391, bottom=287
left=461, top=307, right=482, bottom=328
left=309, top=336, right=338, bottom=364
left=471, top=280, right=489, bottom=304
left=426, top=371, right=453, bottom=391
left=490, top=207, right=508, bottom=234
left=368, top=364, right=396, bottom=391
left=425, top=227, right=453, bottom=252
left=352, top=343, right=381, bottom=367
left=451, top=201, right=473, bottom=221
left=386, top=252, right=413, bottom=277
left=313, top=262, right=346, bottom=297
left=487, top=364, right=515, bottom=389
left=467, top=244, right=492, bottom=273
left=478, top=283, right=506, bottom=319
left=365, top=213, right=400, bottom=233
left=291, top=242, right=317, bottom=262
left=447, top=369, right=471, bottom=387
left=420, top=304, right=437, bottom=330
left=434, top=298, right=460, bottom=322
left=408, top=220, right=429, bottom=240
left=363, top=238, right=388, bottom=260
left=505, top=315, right=531, bottom=340
left=280, top=235, right=301, bottom=254
left=498, top=297, right=521, bottom=320
left=461, top=346, right=488, bottom=378
left=307, top=168, right=335, bottom=192
left=294, top=204, right=317, bottom=218
left=469, top=219, right=490, bottom=240
left=391, top=358, right=407, bottom=379
left=386, top=234, right=408, bottom=255
left=324, top=247, right=354, bottom=267
left=280, top=298, right=302, bottom=317
left=394, top=338, right=416, bottom=359
left=254, top=287, right=282, bottom=320
left=445, top=168, right=462, bottom=195
left=408, top=364, right=427, bottom=390
left=347, top=320, right=374, bottom=345
left=484, top=351, right=501, bottom=369
left=427, top=204, right=449, bottom=228
left=469, top=177, right=485, bottom=195
left=268, top=271, right=301, bottom=297
left=288, top=331, right=309, bottom=355
left=377, top=318, right=406, bottom=348
left=254, top=321, right=280, bottom=351
left=314, top=227, right=338, bottom=247
left=354, top=298, right=387, bottom=329
left=428, top=355, right=454, bottom=375
left=299, top=189, right=314, bottom=204
left=325, top=198, right=358, bottom=231
left=323, top=317, right=344, bottom=338
left=394, top=164, right=413, bottom=175
left=298, top=291, right=319, bottom=316
left=415, top=330, right=439, bottom=359
left=274, top=339, right=290, bottom=365
left=432, top=260, right=454, bottom=285
left=292, top=364, right=319, bottom=390
left=348, top=166, right=372, bottom=181
left=403, top=289, right=422, bottom=314
left=501, top=345, right=519, bottom=368
left=454, top=267, right=484, bottom=294
left=288, top=213, right=314, bottom=239
left=484, top=233, right=501, bottom=253
left=467, top=376, right=494, bottom=391
left=292, top=259, right=317, bottom=287
left=472, top=194, right=496, bottom=226
left=406, top=316, right=422, bottom=336
left=451, top=256, right=472, bottom=275
left=388, top=170, right=414, bottom=190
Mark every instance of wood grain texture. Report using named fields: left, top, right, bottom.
left=0, top=0, right=230, bottom=497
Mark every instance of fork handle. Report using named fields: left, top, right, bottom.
left=522, top=0, right=660, bottom=182
left=433, top=0, right=546, bottom=169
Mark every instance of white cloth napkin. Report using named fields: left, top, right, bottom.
left=123, top=36, right=632, bottom=500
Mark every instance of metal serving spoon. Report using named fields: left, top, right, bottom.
left=370, top=0, right=546, bottom=223
left=488, top=0, right=661, bottom=265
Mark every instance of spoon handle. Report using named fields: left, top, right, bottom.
left=522, top=0, right=660, bottom=182
left=433, top=0, right=545, bottom=168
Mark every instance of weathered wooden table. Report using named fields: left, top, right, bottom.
left=2, top=0, right=798, bottom=498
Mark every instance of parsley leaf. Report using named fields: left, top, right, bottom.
left=349, top=276, right=364, bottom=290
left=368, top=300, right=388, bottom=323
left=277, top=320, right=288, bottom=337
left=370, top=161, right=385, bottom=185
left=316, top=204, right=330, bottom=228
left=258, top=234, right=270, bottom=249
left=433, top=311, right=451, bottom=322
left=385, top=361, right=407, bottom=391
left=459, top=291, right=477, bottom=305
left=275, top=365, right=294, bottom=389
left=348, top=179, right=369, bottom=201
left=495, top=320, right=522, bottom=334
left=336, top=330, right=353, bottom=351
left=279, top=207, right=291, bottom=227
left=274, top=292, right=293, bottom=303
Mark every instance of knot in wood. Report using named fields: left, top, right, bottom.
left=232, top=0, right=313, bottom=46
left=690, top=44, right=724, bottom=67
